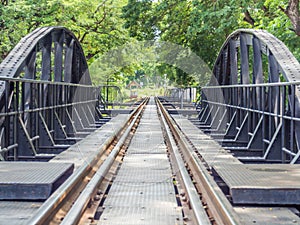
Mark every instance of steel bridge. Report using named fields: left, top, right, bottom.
left=198, top=29, right=300, bottom=164
left=1, top=27, right=300, bottom=224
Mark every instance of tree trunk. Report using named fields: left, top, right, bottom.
left=280, top=0, right=300, bottom=36
left=243, top=10, right=255, bottom=26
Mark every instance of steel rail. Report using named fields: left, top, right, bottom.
left=156, top=98, right=241, bottom=225
left=60, top=98, right=146, bottom=224
left=203, top=81, right=300, bottom=89
left=27, top=98, right=148, bottom=225
left=0, top=76, right=95, bottom=87
left=201, top=100, right=300, bottom=122
left=157, top=98, right=210, bottom=225
left=0, top=99, right=99, bottom=117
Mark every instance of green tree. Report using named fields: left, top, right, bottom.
left=2, top=0, right=300, bottom=87
left=0, top=0, right=130, bottom=63
left=0, top=0, right=62, bottom=59
left=122, top=0, right=300, bottom=86
left=60, top=0, right=130, bottom=62
left=239, top=0, right=300, bottom=60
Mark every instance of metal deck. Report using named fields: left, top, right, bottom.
left=178, top=113, right=300, bottom=205
left=172, top=115, right=300, bottom=222
left=50, top=114, right=130, bottom=170
left=98, top=98, right=182, bottom=225
left=0, top=201, right=43, bottom=225
left=0, top=162, right=73, bottom=200
left=213, top=164, right=300, bottom=204
left=0, top=114, right=131, bottom=224
left=236, top=206, right=300, bottom=225
left=172, top=115, right=241, bottom=167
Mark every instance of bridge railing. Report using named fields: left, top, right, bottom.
left=0, top=77, right=103, bottom=161
left=200, top=81, right=300, bottom=164
left=99, top=85, right=124, bottom=109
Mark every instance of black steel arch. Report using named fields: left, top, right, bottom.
left=0, top=26, right=91, bottom=84
left=212, top=29, right=300, bottom=86
left=199, top=29, right=300, bottom=164
left=0, top=27, right=103, bottom=161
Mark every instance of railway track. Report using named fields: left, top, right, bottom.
left=22, top=96, right=299, bottom=225
left=157, top=98, right=240, bottom=225
left=2, top=27, right=300, bottom=225
left=28, top=98, right=148, bottom=225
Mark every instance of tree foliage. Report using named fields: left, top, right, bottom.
left=0, top=0, right=129, bottom=62
left=1, top=0, right=300, bottom=87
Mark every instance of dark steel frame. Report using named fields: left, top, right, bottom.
left=198, top=29, right=300, bottom=164
left=0, top=27, right=105, bottom=160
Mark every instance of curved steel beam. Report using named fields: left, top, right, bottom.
left=0, top=26, right=91, bottom=85
left=201, top=29, right=300, bottom=163
left=212, top=29, right=300, bottom=89
left=0, top=27, right=100, bottom=160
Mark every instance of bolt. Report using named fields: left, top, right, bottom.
left=94, top=195, right=101, bottom=201
left=183, top=216, right=189, bottom=221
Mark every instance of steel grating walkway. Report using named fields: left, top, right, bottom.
left=98, top=97, right=183, bottom=225
left=172, top=114, right=300, bottom=224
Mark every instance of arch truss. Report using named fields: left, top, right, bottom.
left=198, top=29, right=300, bottom=164
left=0, top=27, right=105, bottom=160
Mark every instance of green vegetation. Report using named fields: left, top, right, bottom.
left=1, top=0, right=300, bottom=99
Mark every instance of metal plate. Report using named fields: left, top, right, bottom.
left=167, top=109, right=198, bottom=116
left=172, top=115, right=241, bottom=167
left=99, top=99, right=182, bottom=224
left=0, top=162, right=73, bottom=200
left=172, top=115, right=300, bottom=205
left=51, top=114, right=129, bottom=170
left=235, top=206, right=300, bottom=225
left=99, top=206, right=182, bottom=225
left=0, top=201, right=43, bottom=225
left=117, top=155, right=173, bottom=183
left=104, top=182, right=176, bottom=208
left=214, top=163, right=300, bottom=204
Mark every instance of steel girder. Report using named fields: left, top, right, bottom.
left=0, top=27, right=103, bottom=160
left=199, top=29, right=300, bottom=164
